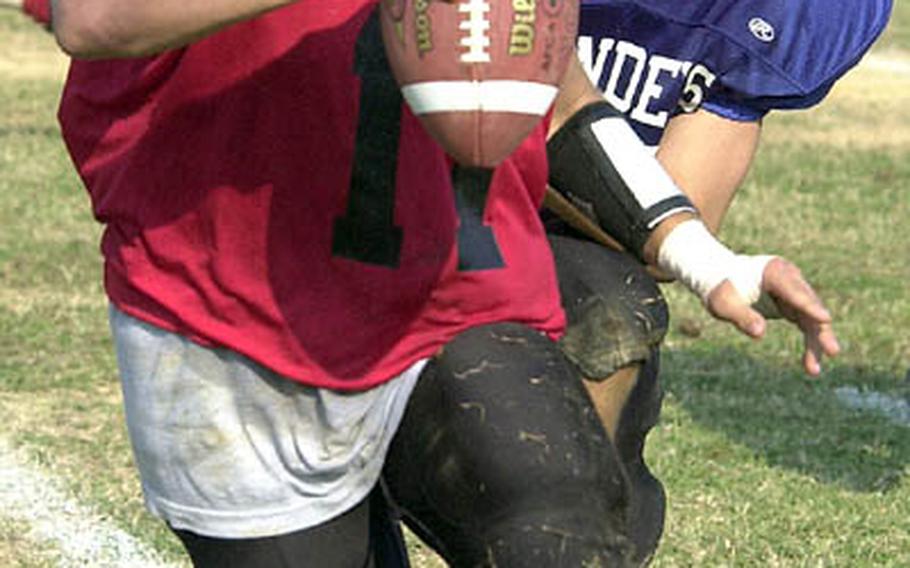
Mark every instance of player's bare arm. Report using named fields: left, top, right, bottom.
left=51, top=0, right=296, bottom=58
left=656, top=110, right=761, bottom=233
left=549, top=55, right=840, bottom=375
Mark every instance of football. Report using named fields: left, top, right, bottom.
left=380, top=0, right=579, bottom=168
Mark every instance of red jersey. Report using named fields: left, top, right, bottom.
left=59, top=1, right=565, bottom=390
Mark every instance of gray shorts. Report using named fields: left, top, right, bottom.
left=108, top=305, right=423, bottom=539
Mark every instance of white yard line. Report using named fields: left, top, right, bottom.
left=0, top=438, right=176, bottom=568
left=834, top=387, right=910, bottom=428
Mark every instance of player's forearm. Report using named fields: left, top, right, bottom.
left=656, top=110, right=761, bottom=233
left=639, top=210, right=696, bottom=265
left=52, top=0, right=295, bottom=58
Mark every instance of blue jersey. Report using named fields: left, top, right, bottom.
left=578, top=0, right=892, bottom=146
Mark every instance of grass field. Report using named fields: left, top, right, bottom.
left=1, top=7, right=908, bottom=567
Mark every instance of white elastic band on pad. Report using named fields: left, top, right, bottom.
left=589, top=115, right=693, bottom=223
left=657, top=220, right=777, bottom=313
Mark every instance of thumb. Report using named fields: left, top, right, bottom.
left=706, top=280, right=767, bottom=339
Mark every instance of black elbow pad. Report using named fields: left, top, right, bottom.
left=547, top=101, right=696, bottom=259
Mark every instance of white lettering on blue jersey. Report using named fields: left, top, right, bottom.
left=631, top=54, right=690, bottom=127
left=679, top=64, right=717, bottom=114
left=578, top=35, right=717, bottom=144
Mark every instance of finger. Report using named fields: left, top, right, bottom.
left=763, top=259, right=832, bottom=324
left=778, top=285, right=832, bottom=326
left=801, top=321, right=840, bottom=376
left=707, top=280, right=766, bottom=339
left=818, top=325, right=842, bottom=357
left=806, top=321, right=841, bottom=358
left=803, top=337, right=823, bottom=376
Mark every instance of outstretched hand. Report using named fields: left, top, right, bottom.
left=705, top=257, right=841, bottom=376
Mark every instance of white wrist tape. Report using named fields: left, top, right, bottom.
left=657, top=220, right=778, bottom=315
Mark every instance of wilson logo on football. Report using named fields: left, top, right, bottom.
left=509, top=0, right=536, bottom=56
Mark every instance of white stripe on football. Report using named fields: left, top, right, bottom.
left=401, top=81, right=559, bottom=116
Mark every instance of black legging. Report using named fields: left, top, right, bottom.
left=383, top=237, right=667, bottom=567
left=172, top=485, right=409, bottom=568
left=384, top=322, right=635, bottom=567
